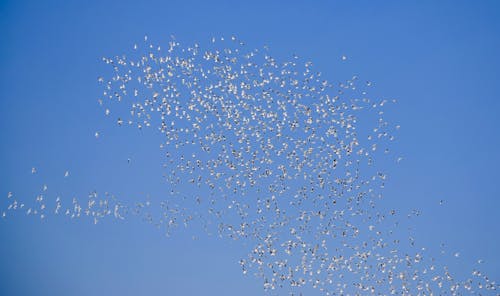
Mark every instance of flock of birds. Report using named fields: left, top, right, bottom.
left=2, top=36, right=498, bottom=295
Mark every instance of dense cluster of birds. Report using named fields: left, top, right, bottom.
left=2, top=36, right=497, bottom=295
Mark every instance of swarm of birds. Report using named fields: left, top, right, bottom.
left=2, top=36, right=497, bottom=295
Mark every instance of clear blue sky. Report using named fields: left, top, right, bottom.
left=1, top=0, right=499, bottom=295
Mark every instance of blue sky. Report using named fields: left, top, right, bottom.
left=1, top=0, right=499, bottom=295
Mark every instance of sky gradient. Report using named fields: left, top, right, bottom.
left=1, top=1, right=499, bottom=295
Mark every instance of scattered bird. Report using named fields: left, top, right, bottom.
left=2, top=36, right=497, bottom=296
